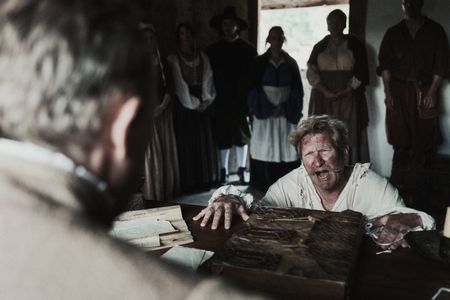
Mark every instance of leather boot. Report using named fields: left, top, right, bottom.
left=238, top=167, right=249, bottom=185
left=220, top=168, right=229, bottom=186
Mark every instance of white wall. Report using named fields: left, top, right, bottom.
left=365, top=0, right=450, bottom=177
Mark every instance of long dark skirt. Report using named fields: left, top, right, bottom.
left=249, top=158, right=299, bottom=192
left=173, top=100, right=219, bottom=193
left=143, top=106, right=180, bottom=201
left=309, top=70, right=370, bottom=164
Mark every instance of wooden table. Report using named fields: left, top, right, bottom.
left=156, top=203, right=450, bottom=299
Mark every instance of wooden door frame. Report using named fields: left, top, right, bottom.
left=349, top=0, right=368, bottom=39
left=248, top=0, right=259, bottom=46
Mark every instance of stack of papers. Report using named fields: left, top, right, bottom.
left=110, top=205, right=194, bottom=250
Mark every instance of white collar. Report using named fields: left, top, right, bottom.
left=223, top=35, right=239, bottom=43
left=269, top=57, right=285, bottom=68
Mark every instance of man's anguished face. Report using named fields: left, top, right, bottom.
left=299, top=132, right=347, bottom=192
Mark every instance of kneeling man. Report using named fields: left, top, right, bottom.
left=194, top=115, right=434, bottom=250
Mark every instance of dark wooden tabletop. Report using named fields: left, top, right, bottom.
left=152, top=203, right=450, bottom=300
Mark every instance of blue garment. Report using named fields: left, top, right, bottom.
left=248, top=50, right=304, bottom=124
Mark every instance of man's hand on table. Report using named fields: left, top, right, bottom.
left=370, top=213, right=423, bottom=250
left=193, top=195, right=249, bottom=230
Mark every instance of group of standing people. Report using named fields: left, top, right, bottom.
left=142, top=7, right=255, bottom=201
left=306, top=0, right=449, bottom=195
left=140, top=20, right=220, bottom=201
left=193, top=0, right=447, bottom=251
left=143, top=0, right=448, bottom=202
left=142, top=6, right=307, bottom=199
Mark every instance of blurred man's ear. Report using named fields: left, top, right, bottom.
left=110, top=96, right=141, bottom=162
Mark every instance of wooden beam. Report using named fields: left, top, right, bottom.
left=349, top=0, right=367, bottom=40
left=261, top=0, right=349, bottom=10
left=248, top=0, right=259, bottom=46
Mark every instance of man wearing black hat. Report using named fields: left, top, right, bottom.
left=206, top=6, right=257, bottom=186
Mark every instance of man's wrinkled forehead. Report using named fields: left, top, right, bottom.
left=300, top=132, right=333, bottom=149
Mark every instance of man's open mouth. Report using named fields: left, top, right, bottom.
left=315, top=170, right=330, bottom=180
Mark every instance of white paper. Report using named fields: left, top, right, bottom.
left=161, top=246, right=214, bottom=271
left=128, top=235, right=161, bottom=248
left=110, top=218, right=176, bottom=241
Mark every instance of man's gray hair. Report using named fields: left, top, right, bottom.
left=0, top=0, right=151, bottom=156
left=289, top=115, right=349, bottom=158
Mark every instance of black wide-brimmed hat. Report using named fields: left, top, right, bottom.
left=210, top=6, right=248, bottom=31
